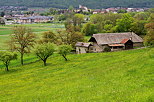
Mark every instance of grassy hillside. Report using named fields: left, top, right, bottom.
left=0, top=48, right=154, bottom=101
left=0, top=0, right=153, bottom=8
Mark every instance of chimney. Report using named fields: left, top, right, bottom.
left=129, top=32, right=133, bottom=40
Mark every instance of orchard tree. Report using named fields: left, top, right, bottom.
left=58, top=45, right=72, bottom=61
left=0, top=51, right=17, bottom=71
left=40, top=31, right=57, bottom=44
left=34, top=43, right=55, bottom=66
left=10, top=26, right=36, bottom=65
left=57, top=29, right=84, bottom=47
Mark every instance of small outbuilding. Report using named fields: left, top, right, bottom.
left=121, top=39, right=133, bottom=49
left=75, top=42, right=92, bottom=54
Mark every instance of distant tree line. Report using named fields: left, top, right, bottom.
left=80, top=11, right=154, bottom=46
left=0, top=0, right=153, bottom=8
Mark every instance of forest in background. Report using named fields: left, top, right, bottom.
left=0, top=0, right=153, bottom=9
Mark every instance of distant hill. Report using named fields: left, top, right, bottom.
left=0, top=0, right=153, bottom=9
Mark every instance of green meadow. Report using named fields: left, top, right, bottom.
left=0, top=23, right=65, bottom=50
left=0, top=48, right=154, bottom=101
left=0, top=23, right=64, bottom=35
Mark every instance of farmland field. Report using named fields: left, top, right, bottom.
left=0, top=48, right=154, bottom=101
left=0, top=23, right=65, bottom=50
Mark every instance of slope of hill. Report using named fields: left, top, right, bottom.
left=0, top=48, right=154, bottom=101
left=0, top=0, right=154, bottom=8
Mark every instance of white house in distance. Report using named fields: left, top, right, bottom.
left=15, top=16, right=53, bottom=24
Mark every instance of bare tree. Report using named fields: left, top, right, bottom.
left=9, top=26, right=36, bottom=65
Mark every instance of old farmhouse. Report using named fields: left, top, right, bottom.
left=76, top=32, right=143, bottom=54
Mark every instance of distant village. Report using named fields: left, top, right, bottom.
left=0, top=5, right=150, bottom=25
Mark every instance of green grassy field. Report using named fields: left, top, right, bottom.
left=0, top=23, right=65, bottom=35
left=0, top=48, right=153, bottom=102
left=0, top=23, right=65, bottom=50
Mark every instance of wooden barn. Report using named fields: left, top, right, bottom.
left=75, top=32, right=143, bottom=54
left=88, top=32, right=143, bottom=52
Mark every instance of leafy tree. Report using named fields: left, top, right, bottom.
left=58, top=14, right=67, bottom=21
left=49, top=8, right=58, bottom=15
left=72, top=14, right=84, bottom=26
left=117, top=9, right=127, bottom=13
left=144, top=30, right=154, bottom=46
left=57, top=28, right=84, bottom=47
left=68, top=5, right=74, bottom=11
left=147, top=13, right=154, bottom=22
left=144, top=14, right=154, bottom=46
left=115, top=13, right=134, bottom=32
left=0, top=51, right=17, bottom=71
left=9, top=26, right=36, bottom=65
left=90, top=13, right=122, bottom=33
left=34, top=43, right=55, bottom=66
left=103, top=13, right=122, bottom=26
left=90, top=14, right=105, bottom=32
left=82, top=22, right=97, bottom=36
left=131, top=20, right=147, bottom=35
left=148, top=8, right=154, bottom=13
left=134, top=12, right=149, bottom=20
left=90, top=14, right=104, bottom=24
left=58, top=45, right=72, bottom=61
left=40, top=31, right=57, bottom=44
left=103, top=24, right=114, bottom=33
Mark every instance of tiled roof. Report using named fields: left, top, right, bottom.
left=75, top=42, right=92, bottom=47
left=108, top=44, right=124, bottom=47
left=89, top=32, right=143, bottom=45
left=120, top=39, right=130, bottom=44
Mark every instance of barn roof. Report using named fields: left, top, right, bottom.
left=108, top=44, right=124, bottom=47
left=89, top=32, right=143, bottom=45
left=121, top=39, right=130, bottom=44
left=75, top=42, right=92, bottom=47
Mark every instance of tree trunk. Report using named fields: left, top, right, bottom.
left=5, top=64, right=9, bottom=71
left=21, top=53, right=24, bottom=65
left=43, top=59, right=47, bottom=66
left=62, top=55, right=67, bottom=61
